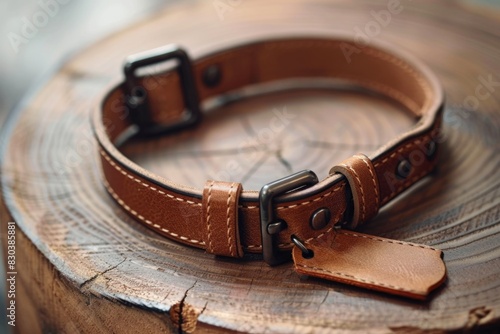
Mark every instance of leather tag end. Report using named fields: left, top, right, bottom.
left=292, top=231, right=446, bottom=300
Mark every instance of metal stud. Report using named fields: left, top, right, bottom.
left=202, top=64, right=222, bottom=87
left=310, top=208, right=331, bottom=230
left=396, top=159, right=412, bottom=179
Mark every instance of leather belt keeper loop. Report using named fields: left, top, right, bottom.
left=202, top=181, right=244, bottom=258
left=330, top=154, right=380, bottom=229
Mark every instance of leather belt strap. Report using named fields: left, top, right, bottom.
left=92, top=37, right=444, bottom=267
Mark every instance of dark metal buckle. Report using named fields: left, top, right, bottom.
left=123, top=45, right=201, bottom=136
left=259, top=170, right=319, bottom=266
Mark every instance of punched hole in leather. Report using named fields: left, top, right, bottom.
left=293, top=154, right=446, bottom=300
left=93, top=37, right=447, bottom=300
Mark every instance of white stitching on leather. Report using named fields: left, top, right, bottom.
left=339, top=231, right=438, bottom=251
left=381, top=167, right=432, bottom=205
left=357, top=154, right=379, bottom=211
left=262, top=40, right=432, bottom=114
left=245, top=206, right=346, bottom=250
left=296, top=229, right=439, bottom=294
left=206, top=181, right=215, bottom=253
left=102, top=179, right=205, bottom=245
left=239, top=205, right=257, bottom=209
left=101, top=147, right=348, bottom=250
left=226, top=182, right=236, bottom=257
left=296, top=263, right=420, bottom=294
left=342, top=163, right=365, bottom=223
left=239, top=183, right=344, bottom=210
left=373, top=137, right=425, bottom=168
left=335, top=76, right=420, bottom=115
left=372, top=135, right=435, bottom=204
left=195, top=40, right=431, bottom=118
left=100, top=148, right=202, bottom=207
left=101, top=148, right=346, bottom=214
left=98, top=40, right=437, bottom=255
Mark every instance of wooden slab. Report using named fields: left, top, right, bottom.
left=1, top=0, right=500, bottom=332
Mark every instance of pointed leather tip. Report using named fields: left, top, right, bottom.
left=292, top=232, right=448, bottom=301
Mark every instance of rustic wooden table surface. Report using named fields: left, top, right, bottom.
left=1, top=0, right=500, bottom=333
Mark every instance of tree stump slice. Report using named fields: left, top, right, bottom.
left=2, top=0, right=500, bottom=332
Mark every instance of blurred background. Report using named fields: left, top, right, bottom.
left=0, top=0, right=173, bottom=125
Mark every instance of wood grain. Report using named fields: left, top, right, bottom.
left=1, top=0, right=500, bottom=332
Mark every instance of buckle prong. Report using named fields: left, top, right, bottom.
left=259, top=170, right=319, bottom=266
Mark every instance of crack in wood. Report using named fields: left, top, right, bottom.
left=167, top=145, right=268, bottom=158
left=241, top=116, right=258, bottom=138
left=79, top=258, right=126, bottom=290
left=171, top=281, right=198, bottom=334
left=275, top=148, right=293, bottom=173
left=466, top=306, right=492, bottom=330
left=305, top=139, right=382, bottom=151
left=199, top=302, right=208, bottom=316
left=240, top=153, right=270, bottom=184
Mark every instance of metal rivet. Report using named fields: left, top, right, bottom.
left=202, top=64, right=222, bottom=87
left=310, top=208, right=331, bottom=230
left=425, top=140, right=437, bottom=159
left=396, top=159, right=412, bottom=179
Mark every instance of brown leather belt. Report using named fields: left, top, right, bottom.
left=92, top=37, right=446, bottom=299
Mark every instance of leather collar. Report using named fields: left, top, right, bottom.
left=92, top=37, right=444, bottom=269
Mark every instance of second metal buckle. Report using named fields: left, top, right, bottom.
left=123, top=45, right=201, bottom=136
left=259, top=170, right=319, bottom=266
